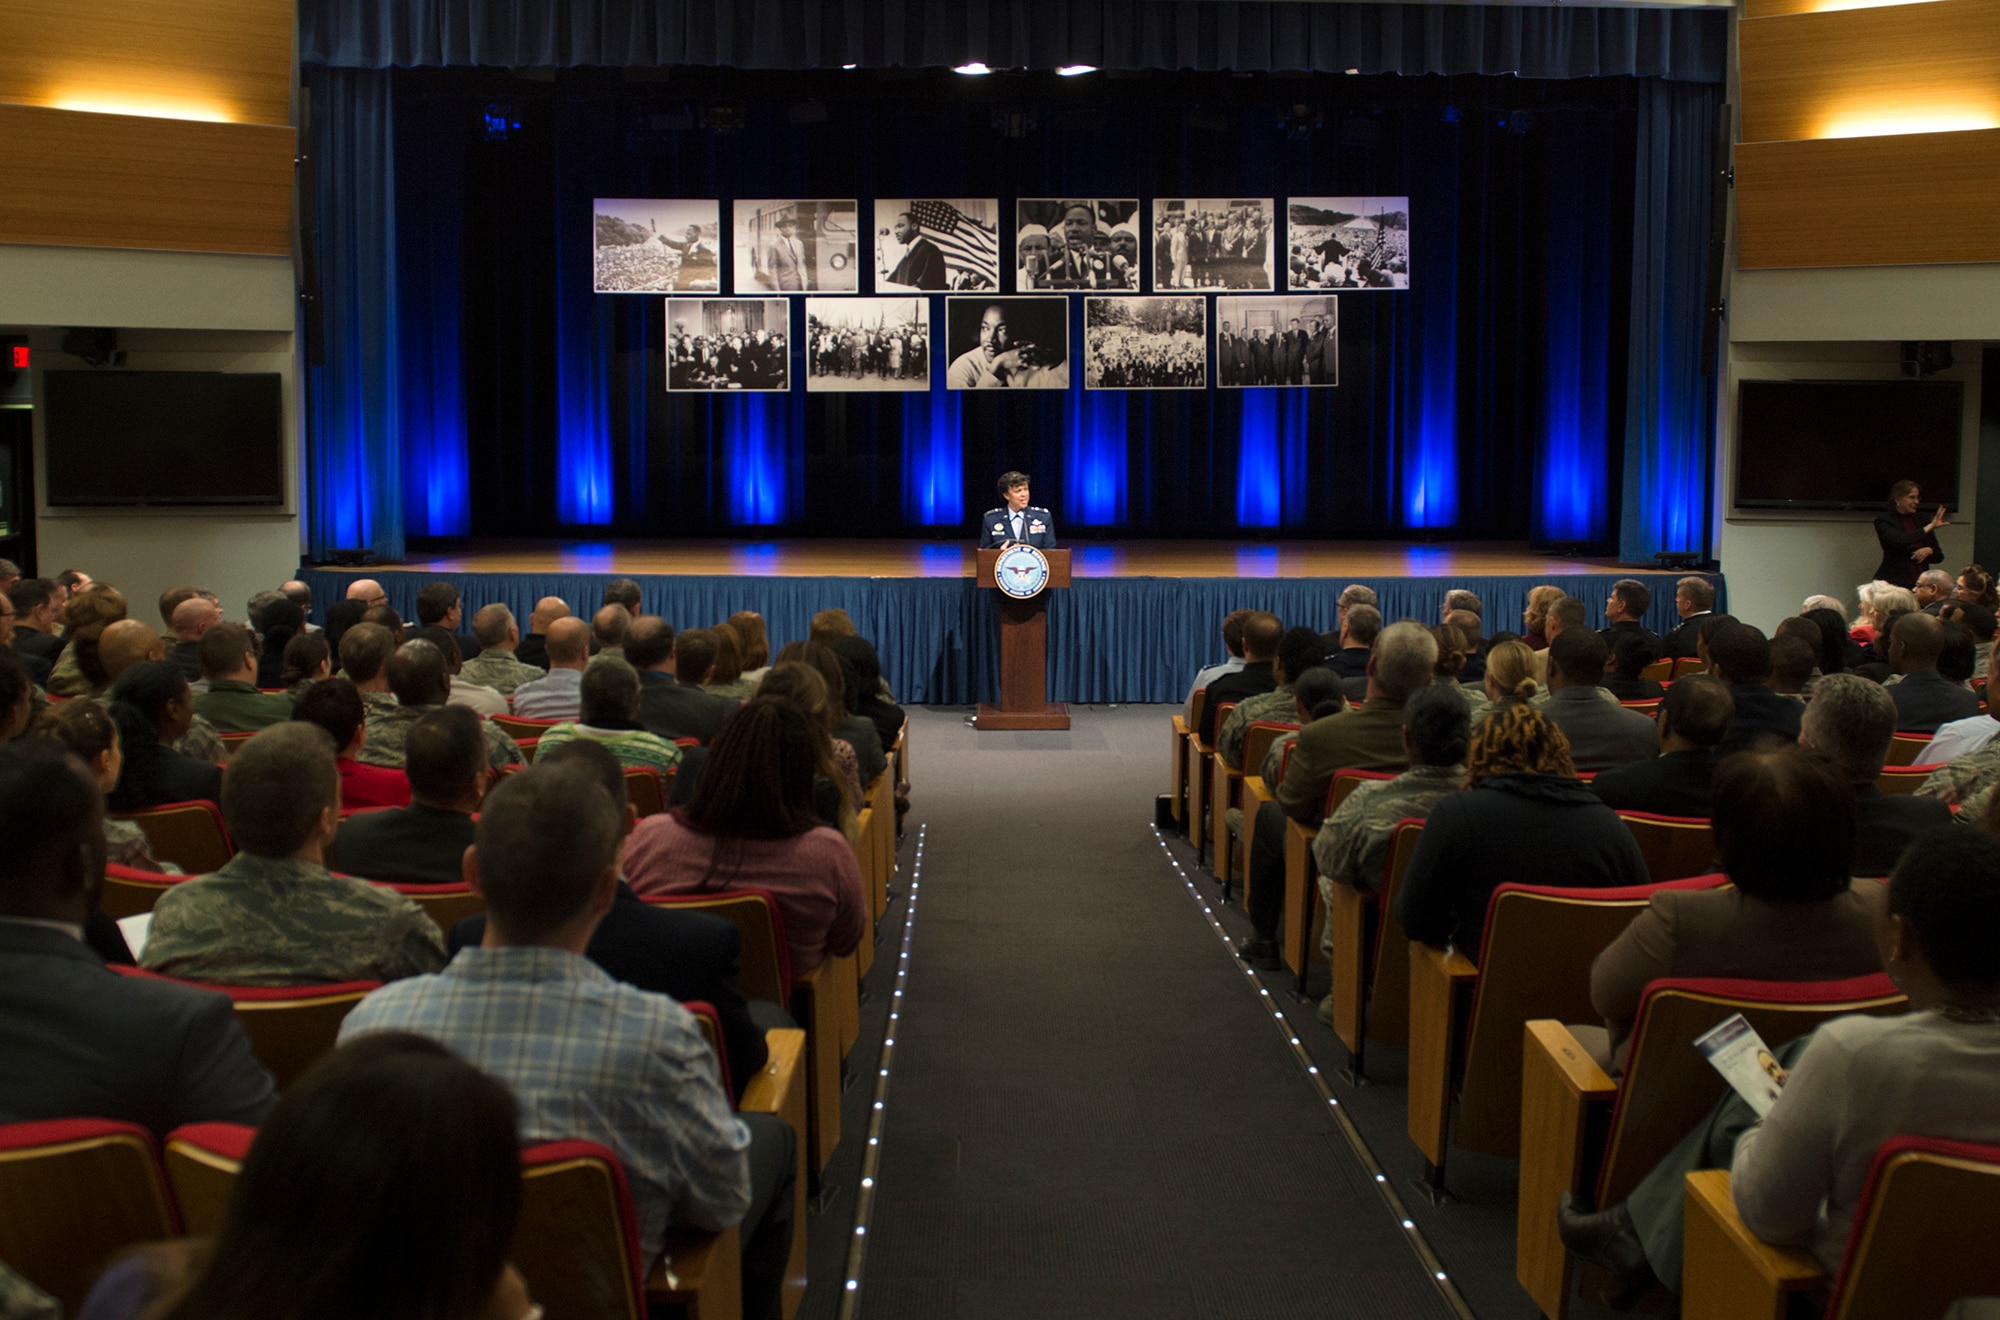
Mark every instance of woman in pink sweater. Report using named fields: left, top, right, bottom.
left=623, top=701, right=866, bottom=977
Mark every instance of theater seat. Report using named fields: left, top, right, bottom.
left=1323, top=818, right=1426, bottom=1080
left=1684, top=1136, right=2000, bottom=1320
left=1280, top=769, right=1395, bottom=992
left=1878, top=763, right=1943, bottom=795
left=624, top=766, right=670, bottom=817
left=1885, top=733, right=1935, bottom=767
left=382, top=881, right=486, bottom=929
left=107, top=800, right=234, bottom=875
left=163, top=1121, right=256, bottom=1236
left=0, top=1119, right=178, bottom=1313
left=99, top=862, right=191, bottom=918
left=204, top=980, right=381, bottom=1090
left=492, top=714, right=563, bottom=744
left=1616, top=812, right=1717, bottom=884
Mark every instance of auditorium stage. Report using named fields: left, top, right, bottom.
left=300, top=540, right=1721, bottom=706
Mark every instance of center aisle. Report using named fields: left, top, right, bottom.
left=854, top=707, right=1453, bottom=1319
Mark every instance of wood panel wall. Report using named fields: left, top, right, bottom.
left=1735, top=0, right=2000, bottom=268
left=0, top=0, right=294, bottom=257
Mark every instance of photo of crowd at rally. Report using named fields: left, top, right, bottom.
left=1214, top=296, right=1339, bottom=387
left=591, top=198, right=720, bottom=293
left=1013, top=199, right=1142, bottom=292
left=1286, top=197, right=1412, bottom=291
left=665, top=299, right=791, bottom=391
left=1151, top=199, right=1274, bottom=291
left=805, top=298, right=930, bottom=392
left=1084, top=297, right=1207, bottom=390
left=872, top=199, right=1001, bottom=293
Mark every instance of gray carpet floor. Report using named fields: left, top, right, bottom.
left=805, top=705, right=1495, bottom=1319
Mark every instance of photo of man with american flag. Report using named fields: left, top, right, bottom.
left=873, top=198, right=1001, bottom=293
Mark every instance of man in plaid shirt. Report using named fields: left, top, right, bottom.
left=342, top=761, right=795, bottom=1317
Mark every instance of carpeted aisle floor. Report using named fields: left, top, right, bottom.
left=848, top=705, right=1458, bottom=1319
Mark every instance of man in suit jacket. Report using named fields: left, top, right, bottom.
left=629, top=617, right=738, bottom=745
left=1306, top=316, right=1337, bottom=384
left=328, top=705, right=486, bottom=886
left=1247, top=328, right=1275, bottom=385
left=761, top=215, right=808, bottom=291
left=1599, top=578, right=1664, bottom=655
left=977, top=471, right=1058, bottom=550
left=0, top=741, right=275, bottom=1133
left=1280, top=319, right=1307, bottom=384
left=1198, top=612, right=1282, bottom=746
left=1660, top=575, right=1717, bottom=660
left=1216, top=321, right=1245, bottom=387
left=1323, top=603, right=1381, bottom=685
left=1540, top=629, right=1660, bottom=773
left=1590, top=674, right=1734, bottom=817
left=1800, top=674, right=1955, bottom=875
left=1884, top=611, right=1983, bottom=734
left=886, top=212, right=948, bottom=291
left=1711, top=622, right=1804, bottom=756
left=1238, top=622, right=1437, bottom=965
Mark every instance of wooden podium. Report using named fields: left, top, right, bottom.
left=975, top=547, right=1071, bottom=730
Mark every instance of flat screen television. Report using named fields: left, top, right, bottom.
left=41, top=370, right=285, bottom=507
left=1735, top=379, right=1962, bottom=512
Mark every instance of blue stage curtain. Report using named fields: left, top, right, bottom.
left=1535, top=111, right=1618, bottom=546
left=304, top=67, right=407, bottom=560
left=1620, top=80, right=1719, bottom=562
left=303, top=0, right=1723, bottom=83
left=302, top=567, right=1720, bottom=704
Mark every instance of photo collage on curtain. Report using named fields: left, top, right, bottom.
left=591, top=195, right=1406, bottom=394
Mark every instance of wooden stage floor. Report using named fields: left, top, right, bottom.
left=372, top=539, right=1642, bottom=580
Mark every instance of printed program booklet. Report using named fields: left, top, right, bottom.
left=1694, top=1012, right=1790, bottom=1119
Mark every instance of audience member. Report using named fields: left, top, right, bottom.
left=510, top=617, right=590, bottom=720
left=417, top=625, right=508, bottom=718
left=1544, top=596, right=1588, bottom=645
left=1586, top=748, right=1884, bottom=1072
left=79, top=1032, right=524, bottom=1320
left=190, top=622, right=294, bottom=732
left=777, top=639, right=889, bottom=784
left=254, top=598, right=305, bottom=690
left=590, top=603, right=632, bottom=666
left=1442, top=588, right=1482, bottom=621
left=1522, top=585, right=1564, bottom=651
left=1217, top=627, right=1319, bottom=769
left=37, top=697, right=179, bottom=874
left=1926, top=635, right=2000, bottom=765
left=0, top=592, right=48, bottom=689
left=1960, top=564, right=2000, bottom=610
left=1853, top=580, right=1917, bottom=657
left=1914, top=567, right=1955, bottom=613
left=1879, top=611, right=1981, bottom=735
left=1324, top=603, right=1381, bottom=683
left=143, top=723, right=447, bottom=984
left=281, top=632, right=332, bottom=700
left=458, top=604, right=545, bottom=696
left=329, top=706, right=487, bottom=886
left=1253, top=669, right=1347, bottom=790
left=1397, top=704, right=1647, bottom=959
left=244, top=589, right=285, bottom=637
left=337, top=620, right=397, bottom=703
left=1184, top=609, right=1253, bottom=725
left=105, top=662, right=224, bottom=811
left=808, top=607, right=859, bottom=647
left=1800, top=674, right=1953, bottom=876
left=1660, top=576, right=1717, bottom=660
left=293, top=678, right=412, bottom=811
left=1446, top=609, right=1488, bottom=684
left=1239, top=622, right=1435, bottom=967
left=513, top=596, right=570, bottom=671
left=1599, top=579, right=1661, bottom=652
left=602, top=577, right=643, bottom=613
left=1540, top=629, right=1658, bottom=772
left=1766, top=633, right=1819, bottom=699
left=321, top=599, right=365, bottom=655
left=343, top=761, right=793, bottom=1316
left=6, top=578, right=66, bottom=667
left=728, top=610, right=772, bottom=688
left=361, top=603, right=406, bottom=636
left=1481, top=639, right=1541, bottom=715
left=1200, top=611, right=1283, bottom=744
left=625, top=701, right=866, bottom=981
left=1602, top=629, right=1665, bottom=702
left=744, top=664, right=856, bottom=832
left=1938, top=600, right=1996, bottom=680
left=359, top=640, right=524, bottom=772
left=1315, top=584, right=1379, bottom=660
left=97, top=618, right=168, bottom=692
left=831, top=636, right=905, bottom=754
left=0, top=652, right=31, bottom=742
left=279, top=577, right=313, bottom=618
left=705, top=621, right=752, bottom=699
left=1711, top=622, right=1804, bottom=756
left=630, top=616, right=738, bottom=745
left=536, top=657, right=685, bottom=777
left=1803, top=606, right=1859, bottom=675
left=413, top=581, right=480, bottom=661
left=0, top=740, right=273, bottom=1134
left=448, top=740, right=778, bottom=1100
left=1938, top=618, right=1979, bottom=688
left=344, top=578, right=389, bottom=609
left=1588, top=674, right=1733, bottom=817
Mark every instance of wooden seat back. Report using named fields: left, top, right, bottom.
left=0, top=1119, right=177, bottom=1313
left=1885, top=733, right=1934, bottom=767
left=640, top=890, right=790, bottom=1005
left=516, top=1141, right=651, bottom=1320
left=108, top=800, right=234, bottom=875
left=217, top=730, right=256, bottom=759
left=1876, top=764, right=1940, bottom=795
left=1618, top=699, right=1661, bottom=717
left=493, top=714, right=564, bottom=743
left=1667, top=657, right=1708, bottom=679
left=1363, top=819, right=1427, bottom=1048
left=1830, top=1136, right=2000, bottom=1319
left=1454, top=875, right=1728, bottom=1157
left=382, top=882, right=487, bottom=930
left=99, top=862, right=190, bottom=918
left=163, top=1121, right=255, bottom=1236
left=1638, top=658, right=1673, bottom=682
left=1616, top=812, right=1716, bottom=884
left=220, top=980, right=381, bottom=1090
left=1241, top=721, right=1298, bottom=782
left=623, top=766, right=668, bottom=817
left=1324, top=767, right=1396, bottom=818
left=683, top=1000, right=732, bottom=1099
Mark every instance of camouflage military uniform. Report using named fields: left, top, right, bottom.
left=141, top=852, right=448, bottom=986
left=175, top=714, right=226, bottom=763
left=1217, top=685, right=1296, bottom=770
left=44, top=646, right=89, bottom=697
left=1919, top=738, right=2000, bottom=811
left=358, top=697, right=524, bottom=772
left=1314, top=763, right=1466, bottom=957
left=458, top=647, right=546, bottom=697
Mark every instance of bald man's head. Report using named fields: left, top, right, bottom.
left=529, top=597, right=571, bottom=634
left=100, top=620, right=166, bottom=683
left=345, top=578, right=388, bottom=607
left=170, top=596, right=222, bottom=643
left=1890, top=610, right=1945, bottom=673
left=592, top=604, right=631, bottom=648
left=544, top=616, right=591, bottom=667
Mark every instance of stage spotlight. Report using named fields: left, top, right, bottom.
left=954, top=62, right=995, bottom=75
left=1056, top=64, right=1097, bottom=76
left=842, top=63, right=859, bottom=70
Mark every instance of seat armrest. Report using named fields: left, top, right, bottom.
left=1406, top=944, right=1479, bottom=1167
left=1517, top=1020, right=1620, bottom=1317
left=1681, top=1170, right=1824, bottom=1320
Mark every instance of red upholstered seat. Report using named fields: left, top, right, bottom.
left=107, top=800, right=234, bottom=875
left=112, top=969, right=381, bottom=1090
left=0, top=1119, right=178, bottom=1313
left=1615, top=811, right=1717, bottom=884
left=163, top=1121, right=257, bottom=1236
left=100, top=862, right=193, bottom=918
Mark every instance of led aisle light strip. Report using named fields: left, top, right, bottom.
left=1150, top=825, right=1476, bottom=1320
left=836, top=822, right=926, bottom=1318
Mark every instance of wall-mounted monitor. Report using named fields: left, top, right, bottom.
left=1734, top=379, right=1962, bottom=512
left=41, top=371, right=285, bottom=507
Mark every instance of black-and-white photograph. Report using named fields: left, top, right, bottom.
left=665, top=300, right=791, bottom=392
left=1150, top=198, right=1274, bottom=291
left=1287, top=198, right=1411, bottom=290
left=1214, top=297, right=1339, bottom=387
left=943, top=297, right=1070, bottom=390
left=805, top=298, right=930, bottom=392
left=733, top=199, right=859, bottom=294
left=1083, top=297, right=1206, bottom=390
left=1014, top=199, right=1141, bottom=292
left=872, top=199, right=1001, bottom=293
left=592, top=198, right=720, bottom=294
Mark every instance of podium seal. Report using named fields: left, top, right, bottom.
left=994, top=544, right=1051, bottom=600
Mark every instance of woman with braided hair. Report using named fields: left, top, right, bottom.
left=1394, top=703, right=1648, bottom=960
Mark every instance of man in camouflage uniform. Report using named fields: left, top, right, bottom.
left=358, top=639, right=524, bottom=773
left=459, top=603, right=547, bottom=697
left=1921, top=736, right=2000, bottom=817
left=142, top=723, right=447, bottom=985
left=1313, top=685, right=1471, bottom=1001
left=1216, top=627, right=1325, bottom=771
